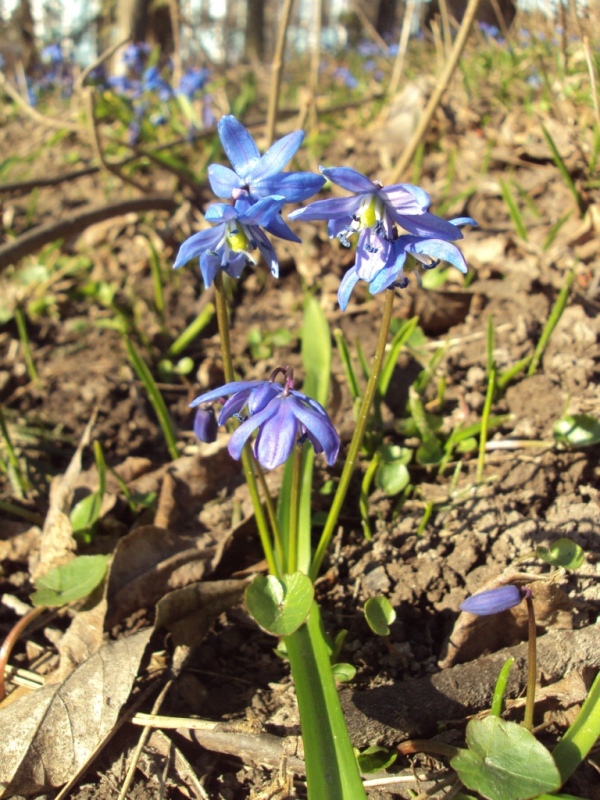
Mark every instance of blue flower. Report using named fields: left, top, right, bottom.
left=177, top=67, right=210, bottom=99
left=193, top=407, right=218, bottom=443
left=142, top=66, right=172, bottom=101
left=460, top=585, right=524, bottom=616
left=190, top=370, right=340, bottom=470
left=41, top=43, right=63, bottom=65
left=173, top=196, right=285, bottom=286
left=207, top=115, right=326, bottom=209
left=337, top=218, right=476, bottom=310
left=289, top=166, right=463, bottom=244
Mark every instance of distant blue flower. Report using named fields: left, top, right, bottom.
left=337, top=217, right=476, bottom=310
left=177, top=67, right=210, bottom=99
left=190, top=370, right=340, bottom=470
left=173, top=195, right=285, bottom=287
left=122, top=42, right=150, bottom=74
left=194, top=406, right=218, bottom=443
left=142, top=66, right=172, bottom=101
left=207, top=115, right=325, bottom=209
left=333, top=67, right=358, bottom=88
left=41, top=43, right=63, bottom=65
left=289, top=166, right=463, bottom=244
left=460, top=585, right=524, bottom=616
left=108, top=74, right=142, bottom=99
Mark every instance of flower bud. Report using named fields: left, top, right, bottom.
left=193, top=407, right=218, bottom=443
left=460, top=584, right=523, bottom=616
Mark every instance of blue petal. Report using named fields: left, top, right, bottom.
left=190, top=380, right=266, bottom=408
left=460, top=585, right=523, bottom=616
left=449, top=216, right=478, bottom=228
left=288, top=195, right=362, bottom=222
left=248, top=383, right=282, bottom=414
left=250, top=130, right=304, bottom=181
left=320, top=166, right=375, bottom=193
left=208, top=164, right=243, bottom=198
left=218, top=115, right=260, bottom=178
left=255, top=171, right=326, bottom=203
left=228, top=400, right=281, bottom=463
left=354, top=229, right=392, bottom=281
left=253, top=228, right=280, bottom=278
left=174, top=227, right=223, bottom=269
left=239, top=195, right=285, bottom=226
left=406, top=238, right=468, bottom=274
left=199, top=251, right=222, bottom=287
left=394, top=211, right=464, bottom=241
left=219, top=388, right=254, bottom=423
left=369, top=249, right=407, bottom=294
left=253, top=399, right=299, bottom=469
left=381, top=183, right=430, bottom=213
left=337, top=266, right=360, bottom=311
left=205, top=203, right=238, bottom=223
left=262, top=213, right=301, bottom=243
left=287, top=396, right=340, bottom=465
left=223, top=253, right=249, bottom=279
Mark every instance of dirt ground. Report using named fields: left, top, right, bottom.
left=1, top=64, right=599, bottom=800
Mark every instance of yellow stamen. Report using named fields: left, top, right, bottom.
left=357, top=195, right=379, bottom=229
left=227, top=224, right=250, bottom=252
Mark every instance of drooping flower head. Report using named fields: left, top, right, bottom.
left=173, top=196, right=285, bottom=287
left=337, top=217, right=476, bottom=310
left=190, top=367, right=340, bottom=471
left=208, top=115, right=326, bottom=208
left=460, top=584, right=527, bottom=616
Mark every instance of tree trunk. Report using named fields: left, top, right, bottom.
left=244, top=0, right=266, bottom=63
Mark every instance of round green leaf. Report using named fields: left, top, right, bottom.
left=332, top=662, right=356, bottom=683
left=356, top=745, right=397, bottom=774
left=245, top=573, right=314, bottom=636
left=451, top=716, right=562, bottom=800
left=364, top=596, right=396, bottom=637
left=31, top=555, right=110, bottom=607
left=537, top=538, right=585, bottom=570
left=554, top=414, right=600, bottom=448
left=376, top=461, right=410, bottom=496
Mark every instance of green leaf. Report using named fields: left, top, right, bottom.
left=537, top=538, right=585, bottom=569
left=364, top=596, right=396, bottom=637
left=31, top=555, right=110, bottom=607
left=376, top=460, right=410, bottom=496
left=451, top=717, right=561, bottom=800
left=554, top=414, right=600, bottom=448
left=245, top=573, right=314, bottom=636
left=332, top=662, right=356, bottom=682
left=70, top=491, right=102, bottom=535
left=355, top=745, right=397, bottom=774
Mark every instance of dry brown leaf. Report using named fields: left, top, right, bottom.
left=0, top=627, right=152, bottom=798
left=29, top=414, right=96, bottom=582
left=156, top=579, right=248, bottom=647
left=0, top=523, right=41, bottom=563
left=105, top=525, right=225, bottom=630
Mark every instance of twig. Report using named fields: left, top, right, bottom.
left=387, top=0, right=417, bottom=98
left=389, top=0, right=482, bottom=183
left=0, top=72, right=85, bottom=134
left=76, top=36, right=131, bottom=92
left=583, top=36, right=600, bottom=134
left=118, top=678, right=175, bottom=800
left=352, top=0, right=389, bottom=54
left=84, top=87, right=148, bottom=193
left=168, top=0, right=182, bottom=90
left=265, top=0, right=295, bottom=147
left=0, top=196, right=178, bottom=271
left=0, top=605, right=48, bottom=701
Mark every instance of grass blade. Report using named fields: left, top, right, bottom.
left=528, top=270, right=575, bottom=376
left=541, top=124, right=586, bottom=215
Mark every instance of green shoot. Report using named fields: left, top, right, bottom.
left=500, top=179, right=528, bottom=240
left=14, top=306, right=39, bottom=384
left=542, top=124, right=586, bottom=215
left=167, top=303, right=216, bottom=358
left=528, top=270, right=575, bottom=376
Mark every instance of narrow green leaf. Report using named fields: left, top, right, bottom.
left=500, top=179, right=528, bottom=240
left=31, top=555, right=110, bottom=607
left=541, top=124, right=586, bottom=215
left=70, top=492, right=102, bottom=535
left=491, top=657, right=515, bottom=717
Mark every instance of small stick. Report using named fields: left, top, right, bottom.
left=84, top=87, right=148, bottom=193
left=387, top=0, right=417, bottom=99
left=0, top=605, right=48, bottom=701
left=389, top=0, right=482, bottom=183
left=265, top=0, right=295, bottom=147
left=76, top=36, right=131, bottom=92
left=0, top=72, right=85, bottom=134
left=168, top=0, right=182, bottom=90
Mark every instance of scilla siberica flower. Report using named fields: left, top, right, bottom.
left=173, top=196, right=285, bottom=287
left=460, top=585, right=525, bottom=616
left=190, top=368, right=340, bottom=471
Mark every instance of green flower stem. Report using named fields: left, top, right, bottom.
left=286, top=443, right=304, bottom=574
left=213, top=273, right=278, bottom=576
left=252, top=452, right=285, bottom=570
left=310, top=289, right=394, bottom=580
left=552, top=670, right=600, bottom=784
left=284, top=603, right=367, bottom=800
left=523, top=594, right=537, bottom=732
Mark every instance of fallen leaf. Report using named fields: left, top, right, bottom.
left=0, top=627, right=152, bottom=798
